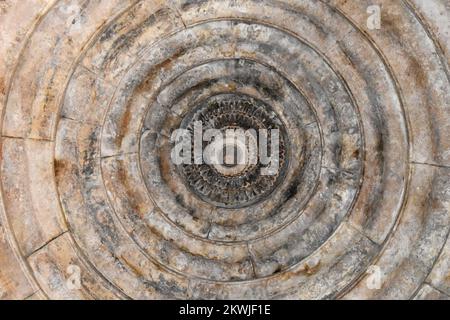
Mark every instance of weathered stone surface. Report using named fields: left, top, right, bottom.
left=414, top=284, right=449, bottom=300
left=0, top=219, right=35, bottom=300
left=0, top=0, right=449, bottom=300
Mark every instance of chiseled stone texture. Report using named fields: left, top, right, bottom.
left=0, top=0, right=449, bottom=300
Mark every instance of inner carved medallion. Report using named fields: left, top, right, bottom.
left=176, top=94, right=289, bottom=209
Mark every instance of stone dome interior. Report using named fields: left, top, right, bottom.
left=0, top=0, right=449, bottom=300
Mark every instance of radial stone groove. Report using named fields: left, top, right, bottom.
left=0, top=0, right=449, bottom=300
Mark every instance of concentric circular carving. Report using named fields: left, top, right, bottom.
left=176, top=94, right=289, bottom=209
left=0, top=0, right=449, bottom=300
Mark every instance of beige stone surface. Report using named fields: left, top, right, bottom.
left=0, top=0, right=449, bottom=300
